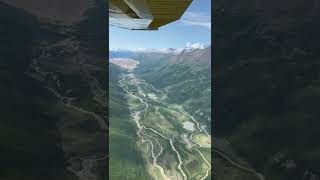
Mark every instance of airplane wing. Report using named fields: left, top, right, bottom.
left=109, top=0, right=193, bottom=30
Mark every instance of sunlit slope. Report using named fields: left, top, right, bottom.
left=134, top=47, right=211, bottom=133
left=109, top=64, right=151, bottom=180
left=118, top=70, right=211, bottom=180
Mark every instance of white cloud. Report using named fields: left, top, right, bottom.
left=180, top=12, right=211, bottom=30
left=180, top=20, right=211, bottom=29
left=186, top=42, right=207, bottom=49
left=184, top=12, right=211, bottom=19
left=130, top=48, right=184, bottom=54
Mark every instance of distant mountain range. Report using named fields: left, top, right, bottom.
left=109, top=50, right=135, bottom=59
left=109, top=45, right=210, bottom=57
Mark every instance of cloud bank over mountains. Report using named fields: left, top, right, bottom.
left=110, top=42, right=210, bottom=54
left=186, top=42, right=207, bottom=49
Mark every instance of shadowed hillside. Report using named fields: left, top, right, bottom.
left=213, top=0, right=320, bottom=179
left=0, top=0, right=107, bottom=179
left=0, top=3, right=68, bottom=179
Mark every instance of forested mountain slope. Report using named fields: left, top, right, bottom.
left=109, top=47, right=212, bottom=180
left=134, top=47, right=211, bottom=133
left=0, top=0, right=107, bottom=179
left=0, top=3, right=68, bottom=179
left=109, top=64, right=151, bottom=180
left=213, top=0, right=320, bottom=179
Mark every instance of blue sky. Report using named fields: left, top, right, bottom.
left=109, top=0, right=211, bottom=50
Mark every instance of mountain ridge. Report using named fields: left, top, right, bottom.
left=110, top=45, right=211, bottom=56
